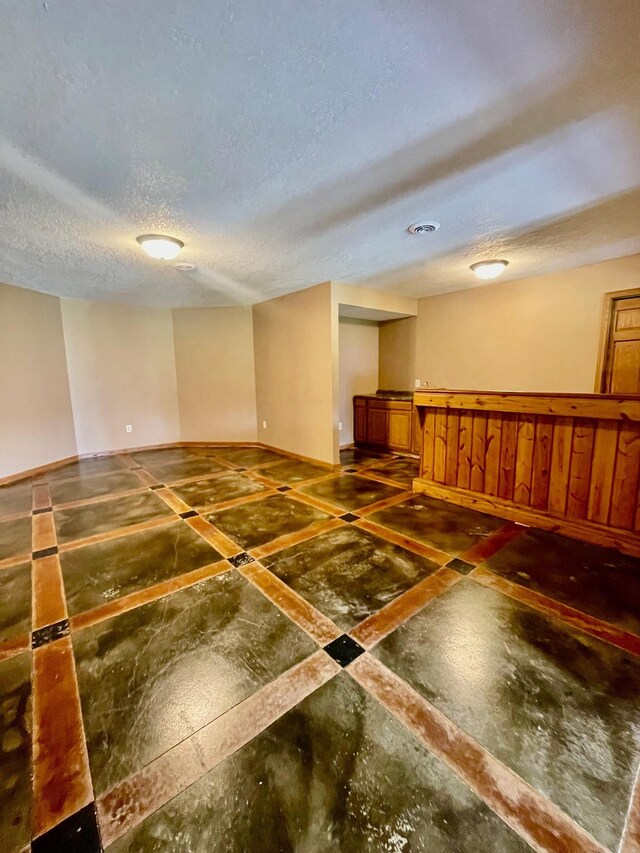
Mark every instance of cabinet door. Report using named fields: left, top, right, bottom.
left=354, top=402, right=367, bottom=443
left=388, top=409, right=412, bottom=452
left=367, top=408, right=388, bottom=445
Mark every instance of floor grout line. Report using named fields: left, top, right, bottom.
left=32, top=553, right=68, bottom=632
left=238, top=560, right=342, bottom=646
left=242, top=470, right=284, bottom=489
left=197, top=487, right=280, bottom=515
left=460, top=521, right=526, bottom=564
left=57, top=515, right=177, bottom=553
left=50, top=485, right=150, bottom=511
left=470, top=566, right=640, bottom=658
left=0, top=553, right=32, bottom=571
left=32, top=635, right=95, bottom=839
left=0, top=633, right=30, bottom=664
left=348, top=654, right=608, bottom=853
left=0, top=446, right=635, bottom=851
left=35, top=462, right=131, bottom=486
left=248, top=516, right=347, bottom=561
left=157, top=467, right=237, bottom=489
left=69, top=559, right=232, bottom=634
left=286, top=488, right=346, bottom=516
left=96, top=651, right=340, bottom=847
left=183, top=513, right=244, bottom=558
left=356, top=489, right=415, bottom=516
left=350, top=567, right=462, bottom=649
left=32, top=483, right=52, bottom=513
left=0, top=509, right=33, bottom=523
left=355, top=469, right=413, bottom=490
left=353, top=516, right=452, bottom=564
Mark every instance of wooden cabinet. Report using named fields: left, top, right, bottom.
left=354, top=400, right=367, bottom=443
left=354, top=396, right=418, bottom=455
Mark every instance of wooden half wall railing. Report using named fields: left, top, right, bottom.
left=412, top=390, right=640, bottom=556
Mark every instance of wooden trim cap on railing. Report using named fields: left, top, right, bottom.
left=413, top=390, right=640, bottom=421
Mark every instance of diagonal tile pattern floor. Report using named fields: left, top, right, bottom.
left=0, top=443, right=639, bottom=851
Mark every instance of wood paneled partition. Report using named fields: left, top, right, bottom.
left=413, top=391, right=640, bottom=556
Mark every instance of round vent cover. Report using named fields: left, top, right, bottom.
left=407, top=221, right=440, bottom=235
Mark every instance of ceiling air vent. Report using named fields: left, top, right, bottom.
left=407, top=221, right=440, bottom=235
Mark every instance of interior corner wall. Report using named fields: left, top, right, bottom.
left=333, top=282, right=418, bottom=316
left=338, top=319, right=379, bottom=446
left=172, top=306, right=257, bottom=442
left=415, top=254, right=640, bottom=393
left=379, top=317, right=416, bottom=391
left=253, top=282, right=334, bottom=464
left=61, top=298, right=180, bottom=455
left=0, top=282, right=77, bottom=478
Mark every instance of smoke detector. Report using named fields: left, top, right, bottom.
left=174, top=263, right=197, bottom=272
left=407, top=221, right=440, bottom=235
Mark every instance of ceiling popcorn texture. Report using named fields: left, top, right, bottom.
left=1, top=0, right=640, bottom=306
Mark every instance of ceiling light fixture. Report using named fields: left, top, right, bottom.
left=470, top=259, right=509, bottom=280
left=407, top=221, right=440, bottom=234
left=136, top=234, right=184, bottom=260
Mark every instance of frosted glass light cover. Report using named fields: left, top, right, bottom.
left=136, top=234, right=184, bottom=260
left=470, top=260, right=509, bottom=280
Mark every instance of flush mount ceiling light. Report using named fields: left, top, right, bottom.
left=407, top=221, right=440, bottom=234
left=470, top=259, right=509, bottom=280
left=136, top=234, right=184, bottom=260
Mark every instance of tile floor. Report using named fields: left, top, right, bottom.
left=0, top=444, right=639, bottom=852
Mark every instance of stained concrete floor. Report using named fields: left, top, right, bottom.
left=0, top=444, right=639, bottom=852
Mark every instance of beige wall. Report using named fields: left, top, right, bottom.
left=5, top=255, right=638, bottom=478
left=415, top=254, right=640, bottom=393
left=172, top=307, right=257, bottom=442
left=253, top=282, right=334, bottom=464
left=0, top=283, right=77, bottom=478
left=61, top=299, right=180, bottom=455
left=379, top=317, right=416, bottom=391
left=338, top=319, right=379, bottom=446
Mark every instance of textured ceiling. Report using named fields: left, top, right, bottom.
left=1, top=0, right=640, bottom=307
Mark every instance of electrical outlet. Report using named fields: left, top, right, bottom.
left=414, top=379, right=420, bottom=388
left=262, top=420, right=267, bottom=429
left=125, top=424, right=133, bottom=433
left=338, top=422, right=343, bottom=431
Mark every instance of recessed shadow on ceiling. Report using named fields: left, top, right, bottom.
left=357, top=185, right=640, bottom=294
left=255, top=63, right=640, bottom=248
left=247, top=1, right=640, bottom=278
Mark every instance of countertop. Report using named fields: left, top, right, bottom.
left=355, top=390, right=413, bottom=401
